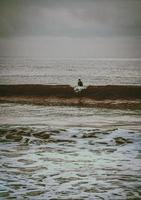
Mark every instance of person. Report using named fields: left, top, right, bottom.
left=78, top=79, right=83, bottom=87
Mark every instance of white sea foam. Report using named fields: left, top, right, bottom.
left=0, top=103, right=141, bottom=199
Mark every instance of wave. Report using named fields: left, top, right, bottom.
left=0, top=84, right=141, bottom=99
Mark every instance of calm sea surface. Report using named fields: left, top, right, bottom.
left=0, top=57, right=141, bottom=85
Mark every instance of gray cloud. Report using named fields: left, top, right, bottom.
left=0, top=0, right=141, bottom=58
left=0, top=0, right=141, bottom=38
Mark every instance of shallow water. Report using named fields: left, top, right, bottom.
left=0, top=103, right=141, bottom=199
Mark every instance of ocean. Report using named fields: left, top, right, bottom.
left=0, top=104, right=141, bottom=199
left=0, top=57, right=141, bottom=199
left=0, top=57, right=141, bottom=85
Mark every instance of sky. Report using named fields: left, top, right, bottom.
left=0, top=0, right=141, bottom=58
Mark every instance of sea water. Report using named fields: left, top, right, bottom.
left=0, top=57, right=141, bottom=199
left=0, top=103, right=141, bottom=199
left=0, top=57, right=141, bottom=85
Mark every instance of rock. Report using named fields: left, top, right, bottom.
left=88, top=140, right=95, bottom=145
left=11, top=128, right=31, bottom=136
left=33, top=131, right=50, bottom=139
left=72, top=135, right=77, bottom=138
left=128, top=131, right=135, bottom=134
left=101, top=131, right=110, bottom=135
left=5, top=132, right=23, bottom=141
left=51, top=130, right=60, bottom=134
left=25, top=190, right=45, bottom=197
left=23, top=138, right=30, bottom=144
left=106, top=148, right=117, bottom=153
left=96, top=141, right=108, bottom=145
left=48, top=138, right=76, bottom=143
left=82, top=132, right=97, bottom=138
left=114, top=137, right=133, bottom=145
left=84, top=187, right=100, bottom=193
left=17, top=159, right=35, bottom=165
left=0, top=128, right=7, bottom=137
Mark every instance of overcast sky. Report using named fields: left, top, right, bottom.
left=0, top=0, right=141, bottom=58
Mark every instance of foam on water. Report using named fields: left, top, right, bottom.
left=0, top=103, right=141, bottom=199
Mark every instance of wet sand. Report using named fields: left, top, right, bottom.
left=0, top=85, right=141, bottom=109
